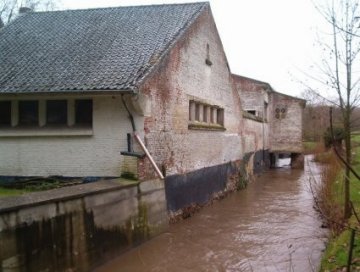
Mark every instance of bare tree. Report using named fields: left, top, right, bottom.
left=0, top=0, right=59, bottom=28
left=310, top=0, right=360, bottom=219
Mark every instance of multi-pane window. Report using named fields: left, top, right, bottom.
left=47, top=100, right=67, bottom=125
left=0, top=101, right=11, bottom=126
left=0, top=99, right=93, bottom=128
left=19, top=100, right=39, bottom=126
left=189, top=100, right=224, bottom=127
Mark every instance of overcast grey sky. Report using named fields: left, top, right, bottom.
left=60, top=0, right=325, bottom=97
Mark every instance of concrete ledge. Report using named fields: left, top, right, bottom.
left=139, top=178, right=164, bottom=194
left=0, top=127, right=93, bottom=137
left=0, top=179, right=139, bottom=214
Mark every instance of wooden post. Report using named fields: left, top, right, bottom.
left=347, top=229, right=355, bottom=272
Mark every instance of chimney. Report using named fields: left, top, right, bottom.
left=19, top=7, right=32, bottom=14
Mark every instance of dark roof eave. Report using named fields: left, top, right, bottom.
left=0, top=88, right=137, bottom=96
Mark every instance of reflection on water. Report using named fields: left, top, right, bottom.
left=97, top=156, right=328, bottom=272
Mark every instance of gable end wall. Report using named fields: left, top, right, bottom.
left=138, top=7, right=243, bottom=179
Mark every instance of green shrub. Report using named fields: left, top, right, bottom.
left=324, top=127, right=344, bottom=148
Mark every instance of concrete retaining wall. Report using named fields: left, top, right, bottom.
left=0, top=179, right=167, bottom=271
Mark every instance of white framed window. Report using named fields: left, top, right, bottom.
left=19, top=100, right=39, bottom=126
left=47, top=100, right=67, bottom=125
left=0, top=101, right=11, bottom=127
left=0, top=98, right=93, bottom=136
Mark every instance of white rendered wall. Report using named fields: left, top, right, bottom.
left=0, top=95, right=135, bottom=177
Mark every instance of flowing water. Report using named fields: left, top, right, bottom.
left=96, top=156, right=328, bottom=272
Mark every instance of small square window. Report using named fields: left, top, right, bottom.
left=75, top=99, right=92, bottom=125
left=47, top=100, right=67, bottom=125
left=0, top=101, right=11, bottom=127
left=19, top=101, right=38, bottom=126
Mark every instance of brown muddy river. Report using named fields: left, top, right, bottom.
left=96, top=156, right=328, bottom=272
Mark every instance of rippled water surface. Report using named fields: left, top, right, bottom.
left=97, top=157, right=328, bottom=272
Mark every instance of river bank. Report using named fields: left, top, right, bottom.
left=96, top=156, right=328, bottom=272
left=318, top=134, right=360, bottom=271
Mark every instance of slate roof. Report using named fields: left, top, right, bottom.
left=0, top=2, right=208, bottom=93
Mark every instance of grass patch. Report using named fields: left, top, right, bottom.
left=0, top=177, right=83, bottom=197
left=320, top=134, right=360, bottom=271
left=0, top=187, right=27, bottom=197
left=321, top=230, right=357, bottom=270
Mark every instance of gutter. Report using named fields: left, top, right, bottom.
left=121, top=94, right=164, bottom=180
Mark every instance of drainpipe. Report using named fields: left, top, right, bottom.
left=121, top=94, right=164, bottom=180
left=262, top=108, right=265, bottom=166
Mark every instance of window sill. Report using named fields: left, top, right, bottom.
left=0, top=127, right=93, bottom=137
left=242, top=112, right=267, bottom=123
left=188, top=121, right=226, bottom=131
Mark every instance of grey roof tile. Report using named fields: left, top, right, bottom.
left=0, top=2, right=208, bottom=93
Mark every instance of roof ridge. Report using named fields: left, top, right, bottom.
left=0, top=2, right=211, bottom=93
left=232, top=74, right=271, bottom=86
left=29, top=2, right=209, bottom=14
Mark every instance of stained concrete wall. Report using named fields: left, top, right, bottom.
left=0, top=179, right=167, bottom=271
left=269, top=92, right=305, bottom=153
left=0, top=95, right=138, bottom=177
left=138, top=6, right=243, bottom=179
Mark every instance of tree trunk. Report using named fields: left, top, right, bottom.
left=344, top=111, right=352, bottom=219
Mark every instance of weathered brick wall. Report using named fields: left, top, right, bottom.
left=269, top=92, right=305, bottom=153
left=232, top=75, right=270, bottom=154
left=232, top=75, right=270, bottom=118
left=0, top=95, right=134, bottom=177
left=242, top=118, right=270, bottom=154
left=138, top=7, right=243, bottom=178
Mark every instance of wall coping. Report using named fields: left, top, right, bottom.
left=0, top=179, right=139, bottom=214
left=0, top=127, right=93, bottom=137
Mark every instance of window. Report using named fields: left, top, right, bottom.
left=188, top=100, right=225, bottom=130
left=0, top=101, right=11, bottom=126
left=211, top=107, right=216, bottom=123
left=195, top=103, right=200, bottom=121
left=247, top=110, right=256, bottom=116
left=47, top=100, right=67, bottom=125
left=217, top=108, right=224, bottom=126
left=19, top=101, right=38, bottom=126
left=75, top=99, right=92, bottom=125
left=203, top=106, right=208, bottom=123
left=0, top=99, right=94, bottom=134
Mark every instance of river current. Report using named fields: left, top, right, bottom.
left=97, top=156, right=328, bottom=272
